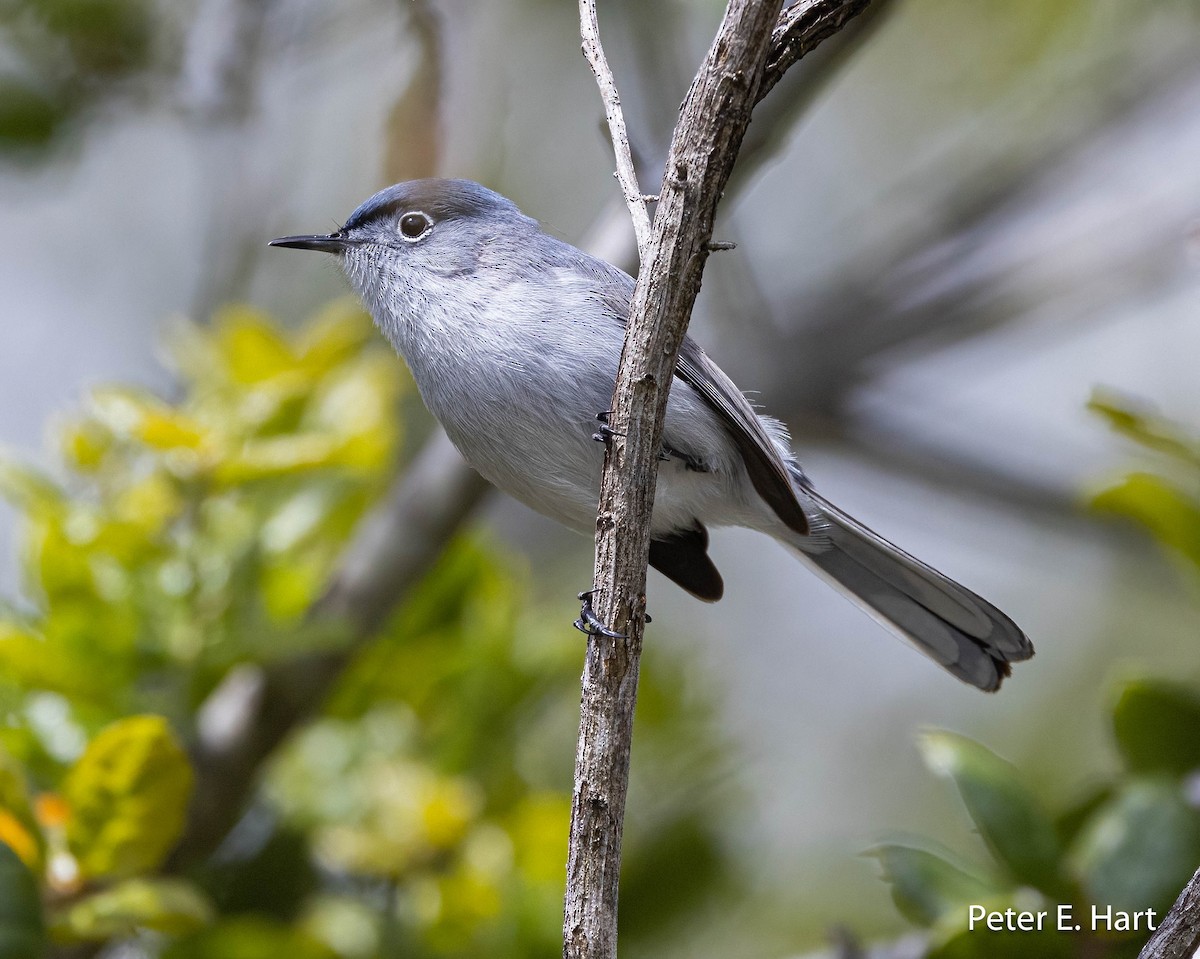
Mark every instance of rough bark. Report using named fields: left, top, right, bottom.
left=564, top=1, right=875, bottom=956
left=1138, top=865, right=1200, bottom=959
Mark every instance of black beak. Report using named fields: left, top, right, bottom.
left=269, top=233, right=353, bottom=253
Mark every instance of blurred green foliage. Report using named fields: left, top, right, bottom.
left=872, top=394, right=1200, bottom=958
left=0, top=303, right=743, bottom=957
left=0, top=0, right=157, bottom=154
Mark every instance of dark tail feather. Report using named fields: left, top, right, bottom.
left=795, top=490, right=1034, bottom=692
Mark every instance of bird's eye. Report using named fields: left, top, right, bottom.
left=399, top=211, right=433, bottom=241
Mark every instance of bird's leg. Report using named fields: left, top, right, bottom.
left=575, top=589, right=624, bottom=639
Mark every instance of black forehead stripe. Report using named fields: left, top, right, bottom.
left=342, top=178, right=522, bottom=232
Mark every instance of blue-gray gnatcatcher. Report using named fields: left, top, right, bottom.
left=271, top=178, right=1033, bottom=691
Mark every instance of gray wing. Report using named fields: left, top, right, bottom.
left=675, top=340, right=810, bottom=536
left=585, top=255, right=809, bottom=538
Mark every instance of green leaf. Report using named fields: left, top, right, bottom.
left=0, top=461, right=64, bottom=516
left=49, top=877, right=213, bottom=941
left=1054, top=784, right=1113, bottom=849
left=919, top=731, right=1062, bottom=892
left=619, top=815, right=724, bottom=940
left=164, top=917, right=338, bottom=959
left=63, top=716, right=193, bottom=880
left=1091, top=473, right=1200, bottom=569
left=0, top=77, right=63, bottom=152
left=0, top=841, right=46, bottom=959
left=214, top=307, right=299, bottom=384
left=1112, top=680, right=1200, bottom=775
left=295, top=299, right=376, bottom=375
left=1089, top=393, right=1200, bottom=466
left=868, top=844, right=1000, bottom=928
left=1069, top=778, right=1200, bottom=914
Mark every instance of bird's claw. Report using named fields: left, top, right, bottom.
left=573, top=590, right=651, bottom=637
left=591, top=411, right=624, bottom=449
left=574, top=589, right=625, bottom=639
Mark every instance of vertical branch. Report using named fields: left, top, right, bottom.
left=565, top=2, right=876, bottom=958
left=579, top=0, right=652, bottom=259
left=565, top=2, right=784, bottom=956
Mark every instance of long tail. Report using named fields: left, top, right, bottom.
left=793, top=487, right=1034, bottom=691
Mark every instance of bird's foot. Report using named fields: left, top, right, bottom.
left=574, top=589, right=625, bottom=639
left=591, top=411, right=623, bottom=450
left=573, top=589, right=651, bottom=638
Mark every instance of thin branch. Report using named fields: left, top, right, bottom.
left=732, top=0, right=897, bottom=196
left=566, top=1, right=881, bottom=955
left=760, top=0, right=877, bottom=103
left=1138, top=865, right=1200, bottom=959
left=579, top=0, right=653, bottom=260
left=579, top=0, right=894, bottom=274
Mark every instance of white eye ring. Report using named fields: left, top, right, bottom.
left=398, top=211, right=433, bottom=242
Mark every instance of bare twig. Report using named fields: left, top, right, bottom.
left=579, top=0, right=653, bottom=259
left=566, top=1, right=878, bottom=955
left=578, top=0, right=893, bottom=274
left=1138, top=865, right=1200, bottom=959
left=760, top=0, right=877, bottom=103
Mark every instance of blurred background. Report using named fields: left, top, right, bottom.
left=1, top=0, right=1200, bottom=957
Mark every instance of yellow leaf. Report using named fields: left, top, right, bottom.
left=0, top=626, right=58, bottom=693
left=59, top=421, right=112, bottom=473
left=87, top=387, right=167, bottom=442
left=261, top=559, right=323, bottom=623
left=137, top=411, right=207, bottom=451
left=421, top=779, right=480, bottom=851
left=508, top=794, right=569, bottom=884
left=0, top=812, right=39, bottom=869
left=0, top=747, right=43, bottom=872
left=214, top=306, right=298, bottom=384
left=63, top=716, right=193, bottom=880
left=297, top=299, right=375, bottom=374
left=114, top=474, right=183, bottom=533
left=213, top=435, right=343, bottom=485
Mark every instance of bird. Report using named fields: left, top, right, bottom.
left=270, top=178, right=1034, bottom=691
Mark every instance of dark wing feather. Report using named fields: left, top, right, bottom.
left=587, top=255, right=807, bottom=536
left=675, top=342, right=809, bottom=536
